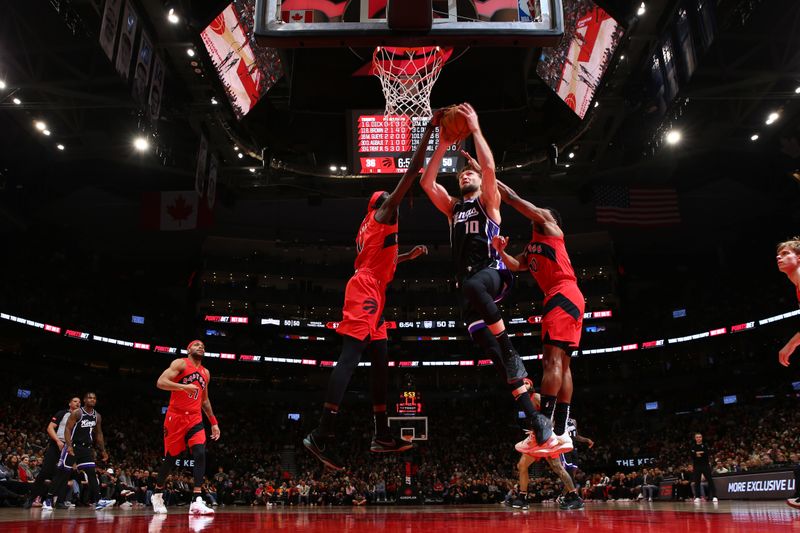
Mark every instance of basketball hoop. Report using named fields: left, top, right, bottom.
left=372, top=46, right=448, bottom=120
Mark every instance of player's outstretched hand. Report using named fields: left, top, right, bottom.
left=778, top=345, right=794, bottom=367
left=492, top=235, right=508, bottom=253
left=460, top=149, right=481, bottom=172
left=458, top=102, right=480, bottom=134
left=409, top=245, right=428, bottom=260
left=211, top=425, right=221, bottom=441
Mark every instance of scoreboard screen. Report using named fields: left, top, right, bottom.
left=349, top=111, right=465, bottom=175
left=396, top=390, right=424, bottom=416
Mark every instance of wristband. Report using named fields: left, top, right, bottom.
left=210, top=416, right=218, bottom=426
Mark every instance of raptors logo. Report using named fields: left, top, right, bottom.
left=362, top=298, right=378, bottom=314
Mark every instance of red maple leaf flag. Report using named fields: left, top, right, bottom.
left=141, top=191, right=199, bottom=231
left=281, top=10, right=313, bottom=23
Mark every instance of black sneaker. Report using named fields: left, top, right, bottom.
left=303, top=430, right=344, bottom=471
left=559, top=491, right=585, bottom=510
left=511, top=497, right=529, bottom=510
left=370, top=435, right=415, bottom=453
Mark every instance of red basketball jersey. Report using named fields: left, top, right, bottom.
left=168, top=358, right=209, bottom=413
left=354, top=211, right=399, bottom=284
left=522, top=231, right=577, bottom=296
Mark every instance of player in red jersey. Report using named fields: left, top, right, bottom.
left=776, top=237, right=800, bottom=509
left=304, top=119, right=436, bottom=471
left=491, top=181, right=584, bottom=458
left=151, top=340, right=219, bottom=515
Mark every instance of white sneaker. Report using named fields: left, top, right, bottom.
left=694, top=498, right=701, bottom=503
left=515, top=432, right=560, bottom=457
left=552, top=433, right=574, bottom=453
left=712, top=497, right=718, bottom=503
left=189, top=496, right=214, bottom=515
left=95, top=499, right=116, bottom=510
left=152, top=493, right=168, bottom=514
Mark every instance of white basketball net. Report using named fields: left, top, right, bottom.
left=372, top=46, right=447, bottom=120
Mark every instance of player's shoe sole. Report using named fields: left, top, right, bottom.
left=303, top=433, right=344, bottom=471
left=370, top=437, right=415, bottom=453
left=786, top=497, right=800, bottom=510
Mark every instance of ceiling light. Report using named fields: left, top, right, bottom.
left=593, top=101, right=599, bottom=108
left=211, top=97, right=218, bottom=105
left=249, top=168, right=256, bottom=173
left=568, top=152, right=575, bottom=159
left=340, top=166, right=347, bottom=171
left=234, top=146, right=239, bottom=151
left=620, top=55, right=625, bottom=60
left=187, top=48, right=195, bottom=57
left=565, top=164, right=571, bottom=168
left=133, top=137, right=149, bottom=151
left=515, top=164, right=522, bottom=168
left=665, top=130, right=681, bottom=145
left=35, top=121, right=46, bottom=131
left=12, top=97, right=21, bottom=105
left=765, top=111, right=779, bottom=125
left=750, top=134, right=759, bottom=141
left=237, top=152, right=244, bottom=159
left=0, top=80, right=6, bottom=90
left=637, top=2, right=646, bottom=16
left=57, top=144, right=65, bottom=151
left=167, top=8, right=179, bottom=24
left=795, top=86, right=800, bottom=94
left=42, top=129, right=51, bottom=136
left=329, top=165, right=337, bottom=171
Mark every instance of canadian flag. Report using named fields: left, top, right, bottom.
left=141, top=191, right=201, bottom=231
left=281, top=10, right=313, bottom=23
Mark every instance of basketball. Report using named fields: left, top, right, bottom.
left=440, top=106, right=470, bottom=141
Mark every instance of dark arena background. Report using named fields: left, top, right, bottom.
left=1, top=1, right=800, bottom=532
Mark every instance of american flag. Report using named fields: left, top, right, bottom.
left=595, top=185, right=680, bottom=226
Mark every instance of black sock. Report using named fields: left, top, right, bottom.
left=554, top=403, right=570, bottom=436
left=511, top=382, right=538, bottom=420
left=540, top=395, right=557, bottom=420
left=373, top=409, right=388, bottom=439
left=319, top=406, right=338, bottom=437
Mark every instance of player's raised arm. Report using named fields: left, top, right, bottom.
left=459, top=103, right=498, bottom=210
left=497, top=181, right=563, bottom=238
left=420, top=129, right=458, bottom=219
left=376, top=120, right=438, bottom=224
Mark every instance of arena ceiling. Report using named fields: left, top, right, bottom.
left=0, top=0, right=798, bottom=220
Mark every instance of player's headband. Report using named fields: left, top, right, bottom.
left=187, top=340, right=204, bottom=352
left=368, top=190, right=388, bottom=212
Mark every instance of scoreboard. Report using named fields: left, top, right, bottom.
left=396, top=390, right=424, bottom=416
left=349, top=111, right=465, bottom=175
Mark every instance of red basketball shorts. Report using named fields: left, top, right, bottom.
left=163, top=410, right=205, bottom=457
left=337, top=271, right=388, bottom=341
left=541, top=284, right=585, bottom=349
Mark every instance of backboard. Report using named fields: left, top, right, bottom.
left=254, top=0, right=564, bottom=47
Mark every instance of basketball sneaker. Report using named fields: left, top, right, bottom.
left=510, top=497, right=529, bottom=510
left=303, top=430, right=344, bottom=471
left=712, top=497, right=718, bottom=503
left=559, top=491, right=585, bottom=510
left=95, top=499, right=116, bottom=510
left=41, top=498, right=53, bottom=511
left=189, top=496, right=214, bottom=515
left=552, top=433, right=574, bottom=454
left=786, top=497, right=800, bottom=509
left=370, top=435, right=415, bottom=453
left=151, top=493, right=168, bottom=514
left=515, top=412, right=557, bottom=456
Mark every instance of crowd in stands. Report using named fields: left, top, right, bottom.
left=0, top=357, right=796, bottom=509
